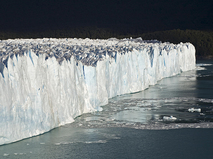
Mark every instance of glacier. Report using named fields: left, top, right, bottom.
left=0, top=38, right=195, bottom=145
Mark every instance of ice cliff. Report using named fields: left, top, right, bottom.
left=0, top=38, right=195, bottom=145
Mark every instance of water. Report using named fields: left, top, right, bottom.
left=1, top=60, right=213, bottom=158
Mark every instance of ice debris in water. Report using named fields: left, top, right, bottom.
left=163, top=116, right=177, bottom=121
left=3, top=153, right=9, bottom=156
left=188, top=108, right=201, bottom=113
left=196, top=63, right=212, bottom=67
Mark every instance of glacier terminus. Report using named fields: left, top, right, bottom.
left=0, top=38, right=195, bottom=145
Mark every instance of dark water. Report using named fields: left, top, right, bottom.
left=1, top=60, right=213, bottom=159
left=1, top=127, right=213, bottom=159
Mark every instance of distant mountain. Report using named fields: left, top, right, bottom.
left=0, top=0, right=212, bottom=33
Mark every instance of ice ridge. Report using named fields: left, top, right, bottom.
left=0, top=38, right=196, bottom=145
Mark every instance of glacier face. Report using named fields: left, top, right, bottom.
left=0, top=38, right=195, bottom=145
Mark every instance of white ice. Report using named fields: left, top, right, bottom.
left=0, top=38, right=195, bottom=145
left=188, top=108, right=201, bottom=113
left=163, top=116, right=177, bottom=121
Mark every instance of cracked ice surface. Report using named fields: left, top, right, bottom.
left=0, top=38, right=195, bottom=145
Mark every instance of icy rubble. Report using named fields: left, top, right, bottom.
left=0, top=38, right=195, bottom=145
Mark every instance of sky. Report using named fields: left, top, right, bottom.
left=0, top=0, right=212, bottom=33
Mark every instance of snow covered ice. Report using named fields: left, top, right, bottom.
left=0, top=38, right=195, bottom=145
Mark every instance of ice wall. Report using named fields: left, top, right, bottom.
left=0, top=38, right=195, bottom=145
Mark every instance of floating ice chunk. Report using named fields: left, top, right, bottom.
left=163, top=116, right=177, bottom=121
left=196, top=63, right=212, bottom=67
left=84, top=140, right=107, bottom=144
left=3, top=153, right=9, bottom=156
left=196, top=66, right=206, bottom=71
left=188, top=108, right=201, bottom=113
left=198, top=98, right=213, bottom=103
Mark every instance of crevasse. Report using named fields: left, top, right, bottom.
left=0, top=38, right=195, bottom=145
